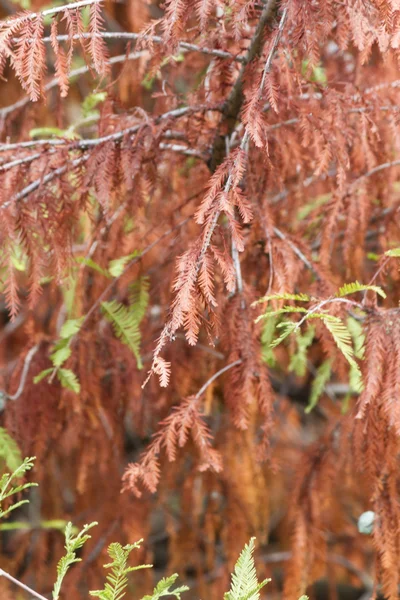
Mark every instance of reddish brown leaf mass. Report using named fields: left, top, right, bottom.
left=1, top=0, right=400, bottom=598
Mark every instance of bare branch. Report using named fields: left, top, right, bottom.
left=0, top=104, right=221, bottom=153
left=2, top=343, right=40, bottom=402
left=195, top=359, right=242, bottom=399
left=0, top=569, right=48, bottom=600
left=200, top=5, right=289, bottom=263
left=209, top=0, right=277, bottom=171
left=37, top=32, right=244, bottom=63
left=273, top=226, right=320, bottom=279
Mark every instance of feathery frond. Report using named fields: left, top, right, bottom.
left=224, top=537, right=270, bottom=600
left=90, top=541, right=151, bottom=600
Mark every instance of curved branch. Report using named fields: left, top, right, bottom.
left=195, top=359, right=242, bottom=399
left=2, top=343, right=40, bottom=402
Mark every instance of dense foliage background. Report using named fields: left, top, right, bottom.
left=1, top=0, right=400, bottom=598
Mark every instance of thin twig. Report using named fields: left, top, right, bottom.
left=1, top=155, right=89, bottom=210
left=3, top=344, right=40, bottom=401
left=0, top=151, right=47, bottom=172
left=200, top=5, right=289, bottom=265
left=0, top=568, right=48, bottom=600
left=225, top=136, right=244, bottom=298
left=159, top=142, right=208, bottom=158
left=0, top=104, right=220, bottom=152
left=350, top=158, right=400, bottom=185
left=175, top=333, right=225, bottom=359
left=209, top=0, right=278, bottom=171
left=273, top=226, right=320, bottom=279
left=195, top=359, right=242, bottom=399
left=36, top=32, right=244, bottom=63
left=0, top=105, right=217, bottom=206
left=296, top=297, right=363, bottom=331
left=0, top=0, right=102, bottom=33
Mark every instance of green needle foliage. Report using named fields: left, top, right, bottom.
left=101, top=300, right=143, bottom=368
left=0, top=426, right=23, bottom=472
left=289, top=325, right=315, bottom=377
left=385, top=247, right=400, bottom=257
left=90, top=541, right=152, bottom=600
left=141, top=574, right=189, bottom=600
left=53, top=521, right=98, bottom=600
left=337, top=281, right=386, bottom=298
left=101, top=278, right=149, bottom=369
left=224, top=537, right=270, bottom=600
left=253, top=280, right=380, bottom=411
left=0, top=456, right=37, bottom=520
left=0, top=456, right=309, bottom=600
left=305, top=359, right=333, bottom=414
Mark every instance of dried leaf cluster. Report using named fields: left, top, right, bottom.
left=1, top=0, right=400, bottom=598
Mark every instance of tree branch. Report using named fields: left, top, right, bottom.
left=273, top=226, right=320, bottom=280
left=0, top=568, right=48, bottom=600
left=208, top=0, right=277, bottom=171
left=3, top=344, right=40, bottom=401
left=37, top=32, right=244, bottom=63
left=195, top=359, right=242, bottom=399
left=198, top=4, right=288, bottom=264
left=0, top=104, right=220, bottom=153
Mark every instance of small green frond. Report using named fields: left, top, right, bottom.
left=270, top=321, right=298, bottom=348
left=129, top=276, right=150, bottom=324
left=29, top=126, right=73, bottom=139
left=255, top=306, right=309, bottom=323
left=90, top=540, right=152, bottom=600
left=289, top=326, right=315, bottom=377
left=306, top=313, right=341, bottom=322
left=253, top=292, right=310, bottom=306
left=322, top=318, right=361, bottom=376
left=108, top=251, right=141, bottom=278
left=224, top=537, right=270, bottom=600
left=60, top=317, right=84, bottom=339
left=75, top=257, right=110, bottom=278
left=81, top=91, right=107, bottom=118
left=141, top=574, right=189, bottom=600
left=51, top=340, right=72, bottom=367
left=0, top=457, right=37, bottom=519
left=297, top=193, right=330, bottom=221
left=57, top=369, right=81, bottom=394
left=347, top=317, right=365, bottom=393
left=349, top=362, right=363, bottom=394
left=53, top=522, right=98, bottom=600
left=305, top=359, right=332, bottom=413
left=49, top=317, right=84, bottom=371
left=101, top=300, right=143, bottom=369
left=0, top=519, right=75, bottom=533
left=385, top=247, right=400, bottom=257
left=0, top=427, right=22, bottom=473
left=346, top=317, right=365, bottom=359
left=337, top=281, right=386, bottom=299
left=33, top=368, right=54, bottom=384
left=260, top=314, right=277, bottom=366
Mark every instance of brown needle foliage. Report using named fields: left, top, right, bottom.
left=1, top=0, right=400, bottom=598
